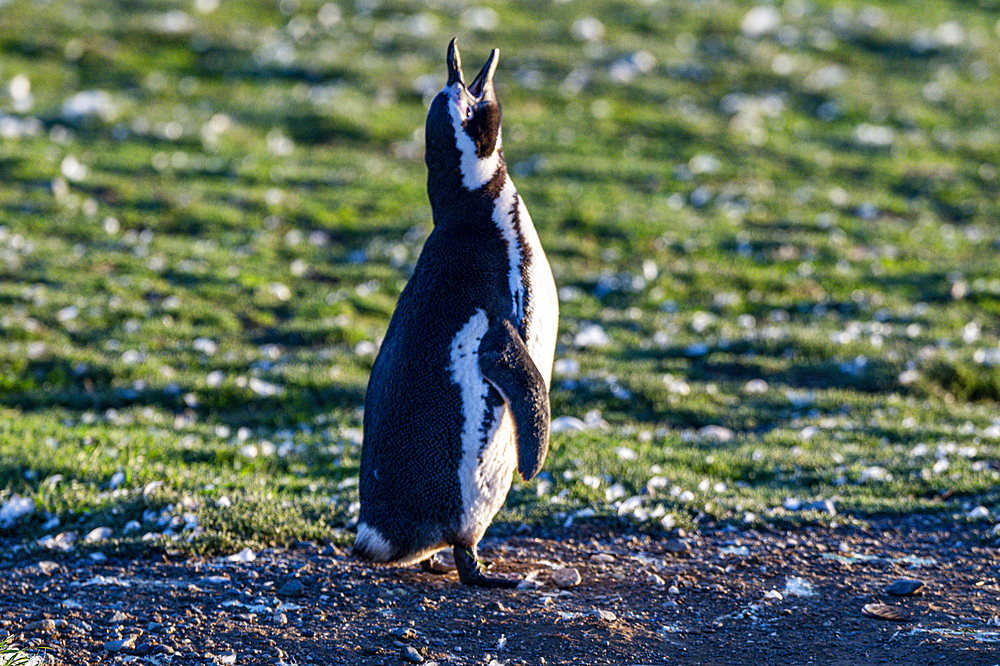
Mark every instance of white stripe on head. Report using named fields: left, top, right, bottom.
left=444, top=86, right=503, bottom=191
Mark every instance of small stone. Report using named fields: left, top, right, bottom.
left=277, top=579, right=304, bottom=597
left=38, top=561, right=60, bottom=574
left=227, top=548, right=256, bottom=563
left=885, top=579, right=924, bottom=596
left=594, top=609, right=617, bottom=622
left=25, top=619, right=57, bottom=633
left=110, top=610, right=128, bottom=623
left=153, top=645, right=175, bottom=655
left=402, top=645, right=424, bottom=663
left=664, top=539, right=689, bottom=554
left=803, top=499, right=837, bottom=515
left=105, top=636, right=137, bottom=653
left=422, top=551, right=455, bottom=573
left=390, top=627, right=420, bottom=642
left=646, top=573, right=665, bottom=586
left=552, top=567, right=581, bottom=588
left=134, top=643, right=152, bottom=656
left=85, top=526, right=113, bottom=542
left=573, top=324, right=611, bottom=348
left=590, top=553, right=615, bottom=564
left=861, top=603, right=908, bottom=622
left=516, top=576, right=542, bottom=590
left=697, top=425, right=734, bottom=442
left=741, top=5, right=781, bottom=38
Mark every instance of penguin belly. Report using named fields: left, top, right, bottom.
left=449, top=309, right=519, bottom=547
left=355, top=304, right=519, bottom=566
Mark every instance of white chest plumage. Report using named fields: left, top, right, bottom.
left=448, top=165, right=558, bottom=543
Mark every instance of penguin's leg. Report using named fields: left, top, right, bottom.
left=453, top=545, right=519, bottom=589
left=478, top=319, right=550, bottom=481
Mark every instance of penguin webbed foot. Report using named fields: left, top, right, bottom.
left=453, top=546, right=520, bottom=589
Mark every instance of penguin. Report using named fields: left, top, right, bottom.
left=354, top=38, right=559, bottom=588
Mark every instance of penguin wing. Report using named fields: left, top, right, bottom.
left=478, top=318, right=550, bottom=481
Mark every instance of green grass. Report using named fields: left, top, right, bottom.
left=0, top=635, right=37, bottom=666
left=1, top=0, right=999, bottom=558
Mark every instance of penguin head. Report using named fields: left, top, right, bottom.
left=425, top=39, right=504, bottom=191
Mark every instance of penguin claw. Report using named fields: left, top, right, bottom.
left=453, top=546, right=520, bottom=589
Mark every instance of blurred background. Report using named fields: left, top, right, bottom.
left=1, top=0, right=998, bottom=554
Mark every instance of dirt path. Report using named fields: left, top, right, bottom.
left=3, top=517, right=998, bottom=665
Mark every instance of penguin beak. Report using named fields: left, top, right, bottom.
left=447, top=37, right=465, bottom=87
left=468, top=48, right=499, bottom=101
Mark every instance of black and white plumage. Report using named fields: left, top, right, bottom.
left=354, top=39, right=558, bottom=588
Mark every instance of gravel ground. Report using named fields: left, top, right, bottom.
left=3, top=517, right=999, bottom=665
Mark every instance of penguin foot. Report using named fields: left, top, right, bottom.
left=419, top=551, right=456, bottom=574
left=453, top=546, right=519, bottom=589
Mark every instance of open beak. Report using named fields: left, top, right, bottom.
left=468, top=48, right=499, bottom=101
left=447, top=37, right=464, bottom=87
left=447, top=38, right=498, bottom=102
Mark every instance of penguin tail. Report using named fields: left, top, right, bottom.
left=353, top=521, right=396, bottom=563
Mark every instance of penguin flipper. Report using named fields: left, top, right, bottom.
left=478, top=319, right=550, bottom=481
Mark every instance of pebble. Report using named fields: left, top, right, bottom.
left=573, top=324, right=611, bottom=348
left=590, top=553, right=615, bottom=564
left=861, top=603, right=907, bottom=622
left=741, top=5, right=781, bottom=38
left=105, top=636, right=137, bottom=653
left=885, top=579, right=924, bottom=596
left=390, top=627, right=420, bottom=641
left=784, top=498, right=838, bottom=515
left=402, top=645, right=424, bottom=663
left=516, top=576, right=543, bottom=590
left=85, top=526, right=113, bottom=542
left=277, top=579, right=305, bottom=597
left=664, top=539, right=689, bottom=554
left=552, top=568, right=581, bottom=588
left=646, top=573, right=665, bottom=586
left=594, top=609, right=617, bottom=622
left=25, top=619, right=58, bottom=633
left=227, top=548, right=256, bottom=563
left=38, top=561, right=60, bottom=574
left=697, top=425, right=734, bottom=442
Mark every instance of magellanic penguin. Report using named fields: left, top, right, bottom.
left=354, top=39, right=559, bottom=588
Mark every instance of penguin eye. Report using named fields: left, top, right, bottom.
left=465, top=106, right=474, bottom=121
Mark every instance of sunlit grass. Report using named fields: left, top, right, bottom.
left=1, top=0, right=998, bottom=559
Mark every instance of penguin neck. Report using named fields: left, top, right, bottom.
left=427, top=157, right=510, bottom=230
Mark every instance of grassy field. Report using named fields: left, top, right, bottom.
left=1, top=0, right=998, bottom=559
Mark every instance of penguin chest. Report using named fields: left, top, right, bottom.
left=449, top=309, right=519, bottom=543
left=492, top=178, right=559, bottom=386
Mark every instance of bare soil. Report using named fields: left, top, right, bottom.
left=3, top=517, right=999, bottom=665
